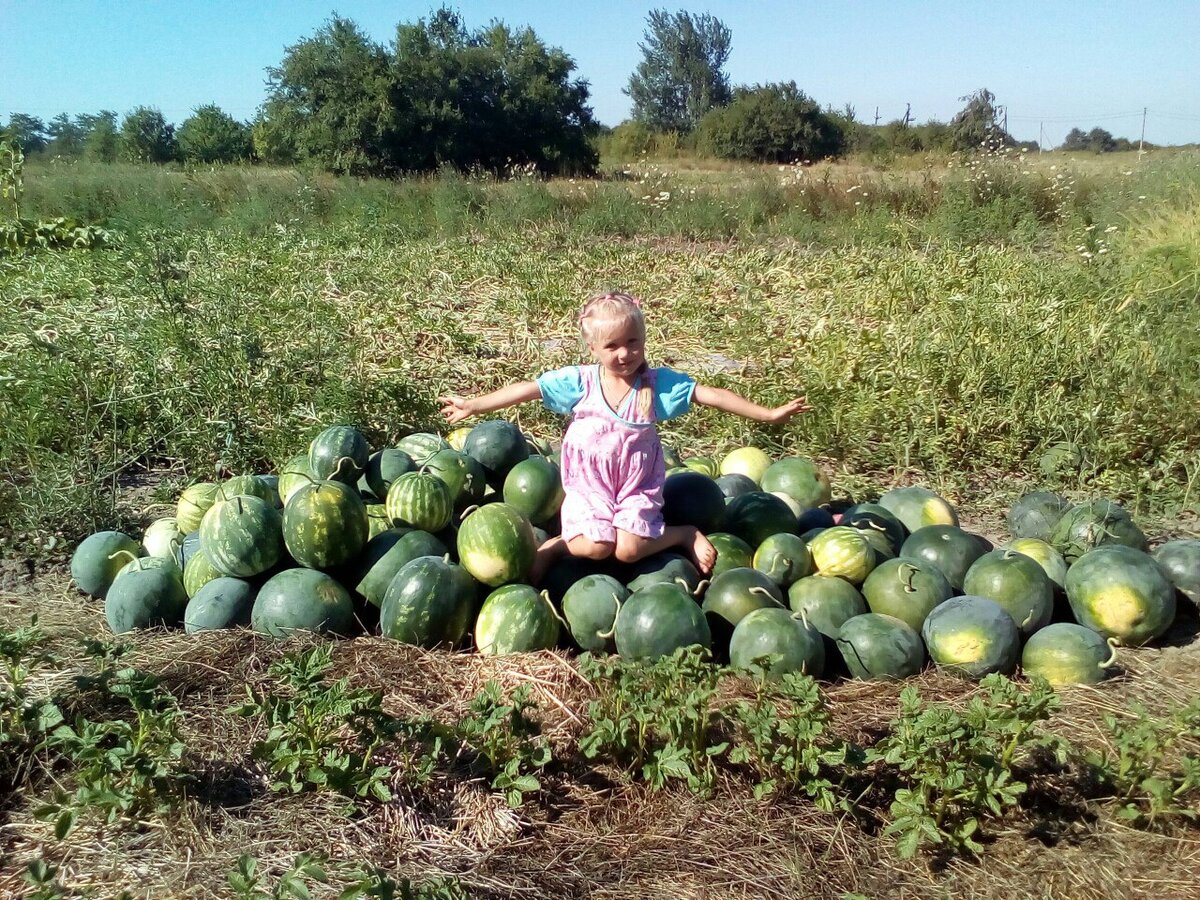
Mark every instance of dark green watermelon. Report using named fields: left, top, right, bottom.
left=720, top=491, right=797, bottom=548
left=350, top=529, right=446, bottom=608
left=502, top=457, right=564, bottom=524
left=1021, top=622, right=1116, bottom=685
left=715, top=473, right=759, bottom=500
left=614, top=582, right=711, bottom=662
left=729, top=607, right=825, bottom=679
left=364, top=448, right=416, bottom=500
left=308, top=425, right=370, bottom=484
left=463, top=420, right=529, bottom=488
left=752, top=533, right=813, bottom=588
left=662, top=471, right=726, bottom=532
left=1007, top=491, right=1072, bottom=542
left=835, top=613, right=925, bottom=680
left=921, top=596, right=1020, bottom=679
left=787, top=575, right=868, bottom=638
left=860, top=557, right=953, bottom=632
left=104, top=557, right=188, bottom=634
left=562, top=574, right=629, bottom=652
left=252, top=567, right=355, bottom=637
left=796, top=507, right=835, bottom=532
left=962, top=549, right=1054, bottom=635
left=702, top=567, right=785, bottom=632
left=184, top=576, right=255, bottom=633
left=1065, top=545, right=1175, bottom=646
left=625, top=552, right=704, bottom=596
left=899, top=525, right=990, bottom=591
left=842, top=506, right=907, bottom=555
left=707, top=532, right=754, bottom=576
left=379, top=555, right=476, bottom=647
left=1050, top=500, right=1148, bottom=564
left=71, top=531, right=142, bottom=599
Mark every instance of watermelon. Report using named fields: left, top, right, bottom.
left=562, top=574, right=628, bottom=652
left=184, top=577, right=255, bottom=633
left=719, top=447, right=772, bottom=483
left=842, top=506, right=906, bottom=555
left=1007, top=491, right=1072, bottom=542
left=104, top=557, right=187, bottom=634
left=278, top=453, right=316, bottom=506
left=179, top=530, right=202, bottom=570
left=752, top=533, right=813, bottom=588
left=702, top=567, right=785, bottom=632
left=662, top=445, right=683, bottom=469
left=878, top=486, right=959, bottom=533
left=396, top=432, right=450, bottom=465
left=788, top=575, right=868, bottom=638
left=625, top=552, right=703, bottom=596
left=614, top=582, right=712, bottom=662
left=835, top=613, right=925, bottom=680
left=386, top=472, right=453, bottom=533
left=662, top=471, right=726, bottom=532
left=796, top=507, right=836, bottom=532
left=364, top=448, right=416, bottom=500
left=860, top=558, right=953, bottom=632
left=475, top=585, right=561, bottom=655
left=759, top=457, right=831, bottom=509
left=221, top=474, right=277, bottom=507
left=962, top=549, right=1054, bottom=635
left=1065, top=545, right=1176, bottom=646
left=350, top=529, right=445, bottom=608
left=1004, top=538, right=1069, bottom=589
left=1039, top=441, right=1086, bottom=478
left=899, top=525, right=990, bottom=591
left=921, top=596, right=1020, bottom=679
left=808, top=526, right=876, bottom=585
left=463, top=420, right=529, bottom=488
left=365, top=504, right=393, bottom=540
left=721, top=491, right=797, bottom=548
left=503, top=457, right=564, bottom=524
left=729, top=607, right=825, bottom=679
left=308, top=425, right=370, bottom=484
left=716, top=473, right=759, bottom=500
left=1021, top=623, right=1117, bottom=685
left=71, top=531, right=142, bottom=599
left=176, top=482, right=221, bottom=534
left=543, top=555, right=617, bottom=605
left=142, top=517, right=185, bottom=566
left=1050, top=500, right=1147, bottom=563
left=200, top=495, right=284, bottom=578
left=1152, top=539, right=1200, bottom=610
left=422, top=448, right=478, bottom=506
left=256, top=475, right=283, bottom=509
left=707, top=532, right=754, bottom=576
left=380, top=555, right=476, bottom=647
left=182, top=545, right=223, bottom=598
left=283, top=479, right=368, bottom=570
left=682, top=456, right=719, bottom=478
left=456, top=502, right=536, bottom=587
left=252, top=568, right=355, bottom=637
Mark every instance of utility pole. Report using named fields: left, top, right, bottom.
left=1003, top=106, right=1008, bottom=136
left=1139, top=107, right=1147, bottom=159
left=903, top=103, right=911, bottom=127
left=1039, top=122, right=1044, bottom=154
left=874, top=106, right=880, bottom=126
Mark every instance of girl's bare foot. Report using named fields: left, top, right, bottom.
left=689, top=529, right=717, bottom=574
left=528, top=537, right=566, bottom=586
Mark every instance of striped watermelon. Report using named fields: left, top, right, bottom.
left=456, top=502, right=536, bottom=587
left=283, top=479, right=368, bottom=570
left=396, top=432, right=450, bottom=466
left=308, top=424, right=370, bottom=484
left=385, top=472, right=453, bottom=533
left=380, top=555, right=476, bottom=647
left=252, top=568, right=355, bottom=637
left=176, top=482, right=220, bottom=534
left=278, top=453, right=316, bottom=506
left=200, top=495, right=284, bottom=578
left=808, top=526, right=876, bottom=584
left=182, top=545, right=224, bottom=598
left=475, top=585, right=561, bottom=655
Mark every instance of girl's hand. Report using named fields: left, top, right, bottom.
left=438, top=395, right=475, bottom=425
left=765, top=396, right=813, bottom=424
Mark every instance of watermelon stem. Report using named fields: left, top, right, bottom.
left=596, top=593, right=624, bottom=641
left=1101, top=637, right=1119, bottom=669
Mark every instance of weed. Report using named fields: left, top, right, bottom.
left=453, top=681, right=551, bottom=808
left=228, top=853, right=328, bottom=900
left=0, top=617, right=64, bottom=777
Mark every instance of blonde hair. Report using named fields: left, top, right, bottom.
left=579, top=291, right=654, bottom=420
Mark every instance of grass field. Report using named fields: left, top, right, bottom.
left=1, top=148, right=1199, bottom=898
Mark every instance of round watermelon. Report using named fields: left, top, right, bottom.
left=716, top=473, right=759, bottom=500
left=422, top=449, right=479, bottom=506
left=562, top=574, right=628, bottom=652
left=759, top=457, right=831, bottom=509
left=71, top=531, right=142, bottom=599
left=278, top=453, right=316, bottom=506
left=475, top=585, right=561, bottom=655
left=835, top=613, right=925, bottom=680
left=614, top=582, right=712, bottom=662
left=142, top=517, right=185, bottom=566
left=1065, top=545, right=1176, bottom=646
left=176, top=482, right=221, bottom=534
left=625, top=552, right=703, bottom=596
left=200, top=495, right=284, bottom=578
left=662, top=471, right=726, bottom=532
left=808, top=526, right=876, bottom=585
left=380, top=555, right=476, bottom=647
left=184, top=577, right=255, bottom=633
left=252, top=568, right=355, bottom=638
left=1021, top=623, right=1117, bottom=685
left=701, top=567, right=785, bottom=632
left=729, top=607, right=825, bottom=679
left=1007, top=491, right=1072, bottom=542
left=707, top=532, right=754, bottom=576
left=502, top=457, right=564, bottom=524
left=463, top=420, right=529, bottom=488
left=104, top=556, right=188, bottom=634
left=878, top=486, right=959, bottom=533
left=350, top=529, right=446, bottom=608
left=1004, top=537, right=1069, bottom=589
left=396, top=432, right=450, bottom=466
left=182, top=545, right=223, bottom=599
left=962, top=549, right=1054, bottom=636
left=308, top=425, right=370, bottom=484
left=364, top=448, right=416, bottom=501
left=860, top=557, right=953, bottom=632
left=1050, top=500, right=1147, bottom=563
left=922, top=596, right=1020, bottom=679
left=719, top=446, right=772, bottom=483
left=386, top=472, right=453, bottom=533
left=752, top=533, right=813, bottom=588
left=1152, top=539, right=1200, bottom=610
left=283, top=479, right=368, bottom=570
left=899, top=525, right=990, bottom=591
left=842, top=506, right=907, bottom=556
left=788, top=575, right=868, bottom=638
left=720, top=491, right=798, bottom=548
left=682, top=456, right=719, bottom=478
left=456, top=502, right=536, bottom=587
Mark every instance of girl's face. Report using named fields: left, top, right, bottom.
left=588, top=315, right=645, bottom=377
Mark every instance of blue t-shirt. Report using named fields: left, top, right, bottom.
left=537, top=365, right=695, bottom=422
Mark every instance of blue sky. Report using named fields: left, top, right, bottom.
left=3, top=0, right=1199, bottom=146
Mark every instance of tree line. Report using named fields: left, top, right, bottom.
left=1, top=8, right=1149, bottom=175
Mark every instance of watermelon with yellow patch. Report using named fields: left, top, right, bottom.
left=1065, top=545, right=1175, bottom=646
left=456, top=502, right=536, bottom=587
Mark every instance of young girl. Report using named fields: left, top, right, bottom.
left=438, top=291, right=811, bottom=579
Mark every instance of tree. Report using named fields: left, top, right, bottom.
left=949, top=88, right=1013, bottom=152
left=81, top=111, right=119, bottom=162
left=4, top=114, right=47, bottom=154
left=1060, top=127, right=1089, bottom=151
left=46, top=114, right=86, bottom=157
left=696, top=82, right=846, bottom=163
left=626, top=9, right=732, bottom=132
left=1061, top=126, right=1119, bottom=153
left=120, top=107, right=178, bottom=162
left=178, top=105, right=252, bottom=163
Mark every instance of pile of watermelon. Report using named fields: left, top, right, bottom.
left=70, top=422, right=1200, bottom=687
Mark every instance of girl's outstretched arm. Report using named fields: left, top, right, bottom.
left=692, top=384, right=812, bottom=425
left=439, top=381, right=542, bottom=425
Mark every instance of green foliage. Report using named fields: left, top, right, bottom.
left=232, top=645, right=397, bottom=807
left=1085, top=699, right=1200, bottom=827
left=228, top=853, right=329, bottom=900
left=119, top=106, right=178, bottom=163
left=949, top=88, right=1014, bottom=153
left=23, top=859, right=67, bottom=900
left=626, top=9, right=732, bottom=132
left=696, top=82, right=847, bottom=163
left=728, top=670, right=855, bottom=806
left=82, top=111, right=120, bottom=162
left=580, top=646, right=728, bottom=794
left=4, top=113, right=48, bottom=155
left=453, top=681, right=552, bottom=807
left=178, top=104, right=253, bottom=164
left=0, top=617, right=64, bottom=778
left=867, top=675, right=1060, bottom=858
